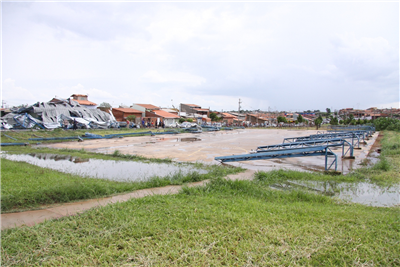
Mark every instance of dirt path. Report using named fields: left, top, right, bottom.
left=1, top=170, right=255, bottom=230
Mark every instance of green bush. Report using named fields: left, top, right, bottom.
left=373, top=117, right=400, bottom=131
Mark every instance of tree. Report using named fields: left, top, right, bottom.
left=277, top=116, right=287, bottom=123
left=209, top=112, right=222, bottom=122
left=99, top=102, right=112, bottom=108
left=326, top=108, right=331, bottom=117
left=296, top=114, right=304, bottom=124
left=330, top=117, right=339, bottom=125
left=126, top=115, right=136, bottom=122
left=326, top=108, right=331, bottom=116
left=346, top=114, right=355, bottom=125
left=314, top=115, right=323, bottom=129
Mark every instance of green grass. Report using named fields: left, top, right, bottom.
left=1, top=131, right=399, bottom=266
left=0, top=127, right=178, bottom=145
left=1, top=178, right=399, bottom=266
left=1, top=157, right=243, bottom=213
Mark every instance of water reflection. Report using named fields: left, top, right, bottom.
left=2, top=153, right=208, bottom=182
left=271, top=180, right=399, bottom=207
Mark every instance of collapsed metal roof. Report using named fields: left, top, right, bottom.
left=1, top=99, right=118, bottom=130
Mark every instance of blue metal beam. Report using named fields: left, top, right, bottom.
left=257, top=138, right=353, bottom=158
left=215, top=146, right=338, bottom=171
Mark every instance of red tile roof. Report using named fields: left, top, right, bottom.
left=134, top=104, right=160, bottom=110
left=152, top=110, right=180, bottom=118
left=192, top=108, right=210, bottom=112
left=113, top=108, right=142, bottom=113
left=222, top=113, right=237, bottom=118
left=74, top=99, right=97, bottom=106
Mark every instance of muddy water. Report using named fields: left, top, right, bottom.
left=1, top=153, right=208, bottom=182
left=274, top=180, right=400, bottom=207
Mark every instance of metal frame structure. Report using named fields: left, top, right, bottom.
left=282, top=131, right=368, bottom=148
left=215, top=146, right=338, bottom=171
left=327, top=125, right=375, bottom=133
left=256, top=138, right=354, bottom=159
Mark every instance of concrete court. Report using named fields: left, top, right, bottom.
left=46, top=128, right=378, bottom=174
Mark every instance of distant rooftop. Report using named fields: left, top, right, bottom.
left=134, top=104, right=160, bottom=110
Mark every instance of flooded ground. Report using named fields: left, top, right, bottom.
left=44, top=129, right=378, bottom=174
left=1, top=153, right=208, bottom=182
left=271, top=180, right=399, bottom=207
left=40, top=129, right=397, bottom=207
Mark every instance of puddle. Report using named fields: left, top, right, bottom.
left=156, top=137, right=202, bottom=142
left=271, top=180, right=400, bottom=207
left=360, top=148, right=381, bottom=166
left=1, top=153, right=208, bottom=182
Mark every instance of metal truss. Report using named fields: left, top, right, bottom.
left=215, top=146, right=338, bottom=171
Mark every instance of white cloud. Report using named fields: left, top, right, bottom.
left=2, top=2, right=398, bottom=111
left=331, top=34, right=398, bottom=82
left=142, top=70, right=206, bottom=86
left=2, top=79, right=37, bottom=106
left=377, top=101, right=400, bottom=109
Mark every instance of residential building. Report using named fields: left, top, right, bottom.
left=112, top=108, right=142, bottom=123
left=180, top=103, right=210, bottom=124
left=145, top=110, right=181, bottom=127
left=130, top=104, right=160, bottom=117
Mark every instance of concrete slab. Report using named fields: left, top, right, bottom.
left=44, top=129, right=378, bottom=174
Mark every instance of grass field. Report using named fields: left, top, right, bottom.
left=1, top=148, right=243, bottom=213
left=1, top=177, right=399, bottom=266
left=1, top=130, right=399, bottom=266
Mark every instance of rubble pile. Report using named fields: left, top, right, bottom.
left=0, top=98, right=118, bottom=130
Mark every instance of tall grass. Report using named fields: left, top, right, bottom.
left=2, top=178, right=399, bottom=266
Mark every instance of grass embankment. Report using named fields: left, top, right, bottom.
left=1, top=147, right=243, bottom=213
left=2, top=177, right=399, bottom=265
left=0, top=127, right=176, bottom=145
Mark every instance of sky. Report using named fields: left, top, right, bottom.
left=2, top=1, right=399, bottom=112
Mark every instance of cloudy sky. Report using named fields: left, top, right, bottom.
left=2, top=1, right=399, bottom=112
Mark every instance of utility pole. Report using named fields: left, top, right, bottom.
left=238, top=99, right=242, bottom=114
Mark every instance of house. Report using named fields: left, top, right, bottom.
left=216, top=112, right=237, bottom=125
left=284, top=113, right=299, bottom=123
left=180, top=104, right=210, bottom=124
left=111, top=108, right=142, bottom=123
left=245, top=113, right=269, bottom=125
left=226, top=112, right=246, bottom=122
left=130, top=104, right=160, bottom=117
left=160, top=108, right=179, bottom=115
left=70, top=94, right=97, bottom=109
left=180, top=104, right=210, bottom=117
left=145, top=110, right=180, bottom=127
